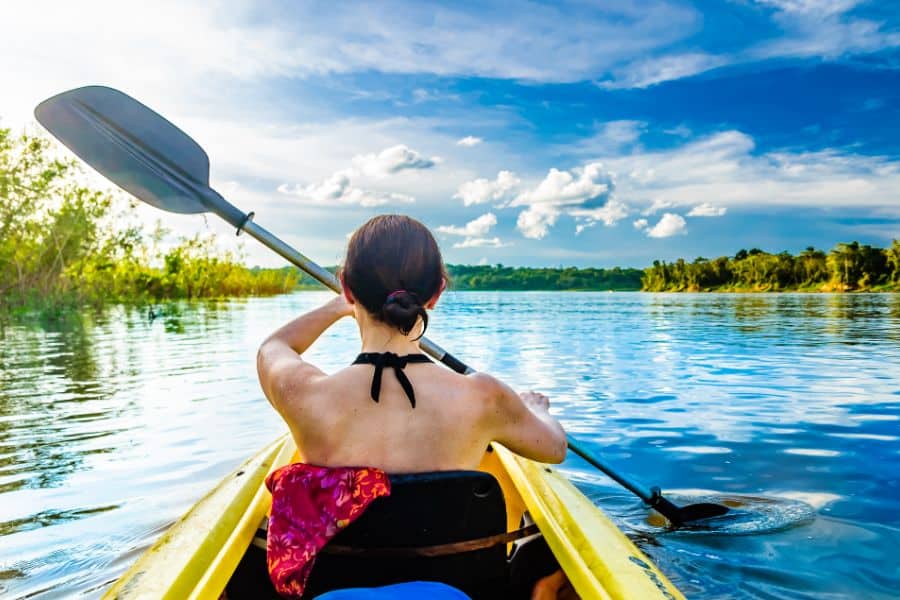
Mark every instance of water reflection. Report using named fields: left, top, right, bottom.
left=0, top=292, right=899, bottom=598
left=1, top=315, right=104, bottom=495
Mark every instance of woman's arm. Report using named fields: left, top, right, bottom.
left=257, top=296, right=352, bottom=406
left=474, top=373, right=567, bottom=464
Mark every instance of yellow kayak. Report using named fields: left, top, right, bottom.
left=102, top=434, right=683, bottom=599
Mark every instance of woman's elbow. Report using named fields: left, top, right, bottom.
left=530, top=430, right=567, bottom=464
left=546, top=435, right=568, bottom=464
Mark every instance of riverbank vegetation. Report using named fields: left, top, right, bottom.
left=0, top=129, right=296, bottom=314
left=642, top=243, right=900, bottom=292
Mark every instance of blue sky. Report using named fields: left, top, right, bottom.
left=2, top=0, right=899, bottom=267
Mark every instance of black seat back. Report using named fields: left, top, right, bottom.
left=302, top=470, right=509, bottom=599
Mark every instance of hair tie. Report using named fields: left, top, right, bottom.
left=385, top=289, right=421, bottom=305
left=385, top=289, right=407, bottom=303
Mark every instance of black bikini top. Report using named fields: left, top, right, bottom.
left=352, top=352, right=432, bottom=408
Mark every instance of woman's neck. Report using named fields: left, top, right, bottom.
left=355, top=310, right=423, bottom=355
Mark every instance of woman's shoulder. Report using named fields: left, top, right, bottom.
left=465, top=371, right=503, bottom=397
left=469, top=371, right=523, bottom=401
left=422, top=367, right=500, bottom=397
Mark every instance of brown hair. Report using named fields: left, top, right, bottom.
left=342, top=215, right=448, bottom=338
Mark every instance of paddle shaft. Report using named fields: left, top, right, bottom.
left=566, top=437, right=654, bottom=501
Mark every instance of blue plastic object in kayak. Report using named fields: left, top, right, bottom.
left=313, top=581, right=471, bottom=599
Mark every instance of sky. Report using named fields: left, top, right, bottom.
left=2, top=0, right=899, bottom=268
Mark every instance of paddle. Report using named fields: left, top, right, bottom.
left=34, top=85, right=729, bottom=526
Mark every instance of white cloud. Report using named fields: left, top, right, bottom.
left=1, top=0, right=896, bottom=133
left=641, top=199, right=674, bottom=216
left=456, top=136, right=483, bottom=147
left=0, top=0, right=702, bottom=112
left=288, top=1, right=697, bottom=83
left=664, top=125, right=693, bottom=138
left=411, top=88, right=435, bottom=103
left=512, top=163, right=613, bottom=208
left=569, top=199, right=631, bottom=232
left=516, top=204, right=560, bottom=240
left=453, top=236, right=506, bottom=249
left=687, top=203, right=727, bottom=217
left=755, top=0, right=858, bottom=17
left=603, top=130, right=900, bottom=213
left=453, top=171, right=520, bottom=206
left=352, top=144, right=439, bottom=178
left=511, top=162, right=629, bottom=238
left=564, top=120, right=646, bottom=156
left=645, top=213, right=687, bottom=238
left=601, top=53, right=726, bottom=89
left=437, top=213, right=507, bottom=248
left=600, top=120, right=646, bottom=146
left=602, top=1, right=900, bottom=89
left=633, top=218, right=649, bottom=230
left=437, top=212, right=497, bottom=237
left=752, top=0, right=900, bottom=60
left=277, top=170, right=414, bottom=207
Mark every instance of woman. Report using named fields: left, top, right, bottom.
left=257, top=214, right=566, bottom=471
left=256, top=214, right=568, bottom=598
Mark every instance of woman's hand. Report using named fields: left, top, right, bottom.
left=520, top=390, right=550, bottom=413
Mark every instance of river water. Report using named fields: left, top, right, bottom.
left=1, top=292, right=898, bottom=599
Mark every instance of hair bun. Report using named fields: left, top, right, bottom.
left=382, top=290, right=427, bottom=338
left=384, top=289, right=419, bottom=307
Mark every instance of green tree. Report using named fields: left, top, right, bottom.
left=641, top=242, right=895, bottom=292
left=886, top=240, right=900, bottom=284
left=797, top=247, right=827, bottom=287
left=0, top=127, right=298, bottom=312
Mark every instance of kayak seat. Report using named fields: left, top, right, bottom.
left=226, top=470, right=558, bottom=600
left=306, top=470, right=509, bottom=599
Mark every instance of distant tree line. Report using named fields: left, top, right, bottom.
left=446, top=264, right=644, bottom=290
left=236, top=247, right=900, bottom=295
left=286, top=264, right=645, bottom=291
left=642, top=243, right=900, bottom=292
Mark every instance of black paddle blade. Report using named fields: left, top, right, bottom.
left=35, top=86, right=214, bottom=216
left=650, top=493, right=730, bottom=526
left=676, top=502, right=731, bottom=523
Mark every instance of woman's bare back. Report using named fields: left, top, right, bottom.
left=257, top=214, right=566, bottom=473
left=274, top=361, right=495, bottom=472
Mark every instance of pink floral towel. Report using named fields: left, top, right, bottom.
left=265, top=463, right=391, bottom=598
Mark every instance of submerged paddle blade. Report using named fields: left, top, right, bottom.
left=649, top=490, right=730, bottom=526
left=677, top=502, right=731, bottom=523
left=35, top=86, right=245, bottom=226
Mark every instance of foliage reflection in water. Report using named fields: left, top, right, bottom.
left=0, top=292, right=899, bottom=599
